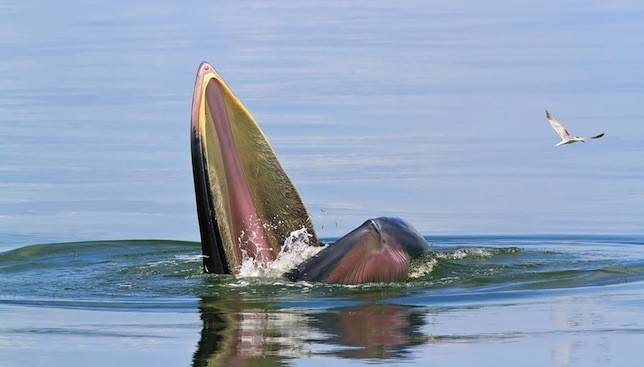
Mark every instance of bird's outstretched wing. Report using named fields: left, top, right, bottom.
left=546, top=110, right=572, bottom=140
left=590, top=133, right=605, bottom=139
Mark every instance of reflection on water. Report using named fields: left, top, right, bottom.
left=311, top=304, right=426, bottom=360
left=193, top=299, right=427, bottom=367
left=193, top=298, right=301, bottom=366
left=189, top=287, right=642, bottom=367
left=0, top=238, right=643, bottom=366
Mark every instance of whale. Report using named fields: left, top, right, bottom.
left=190, top=62, right=430, bottom=284
left=193, top=297, right=427, bottom=366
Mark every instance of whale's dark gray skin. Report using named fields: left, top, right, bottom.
left=191, top=62, right=430, bottom=284
left=285, top=217, right=429, bottom=283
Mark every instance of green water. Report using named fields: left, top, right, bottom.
left=1, top=236, right=643, bottom=366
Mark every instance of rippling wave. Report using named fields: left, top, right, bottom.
left=1, top=236, right=643, bottom=311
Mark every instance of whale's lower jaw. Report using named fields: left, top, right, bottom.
left=285, top=217, right=430, bottom=284
left=190, top=62, right=319, bottom=274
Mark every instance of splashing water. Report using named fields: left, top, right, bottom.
left=409, top=257, right=438, bottom=279
left=435, top=248, right=494, bottom=260
left=238, top=227, right=322, bottom=278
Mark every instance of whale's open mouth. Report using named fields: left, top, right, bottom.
left=190, top=62, right=430, bottom=283
left=190, top=62, right=319, bottom=274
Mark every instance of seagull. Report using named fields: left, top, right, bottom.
left=546, top=110, right=605, bottom=146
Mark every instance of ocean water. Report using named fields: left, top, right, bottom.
left=1, top=236, right=644, bottom=366
left=2, top=0, right=644, bottom=366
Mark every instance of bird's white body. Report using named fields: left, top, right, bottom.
left=555, top=137, right=585, bottom=146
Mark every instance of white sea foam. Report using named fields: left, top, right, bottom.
left=408, top=248, right=497, bottom=279
left=409, top=257, right=438, bottom=279
left=238, top=227, right=322, bottom=278
left=146, top=254, right=203, bottom=267
left=436, top=248, right=493, bottom=260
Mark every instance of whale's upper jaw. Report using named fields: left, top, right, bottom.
left=191, top=63, right=229, bottom=274
left=190, top=62, right=319, bottom=274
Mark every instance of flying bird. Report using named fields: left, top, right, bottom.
left=545, top=110, right=605, bottom=146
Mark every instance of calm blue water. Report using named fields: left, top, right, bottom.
left=1, top=1, right=644, bottom=366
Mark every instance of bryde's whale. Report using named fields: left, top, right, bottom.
left=190, top=62, right=430, bottom=284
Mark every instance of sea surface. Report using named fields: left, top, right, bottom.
left=1, top=0, right=644, bottom=366
left=2, top=236, right=644, bottom=366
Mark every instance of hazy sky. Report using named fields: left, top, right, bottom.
left=1, top=0, right=644, bottom=248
